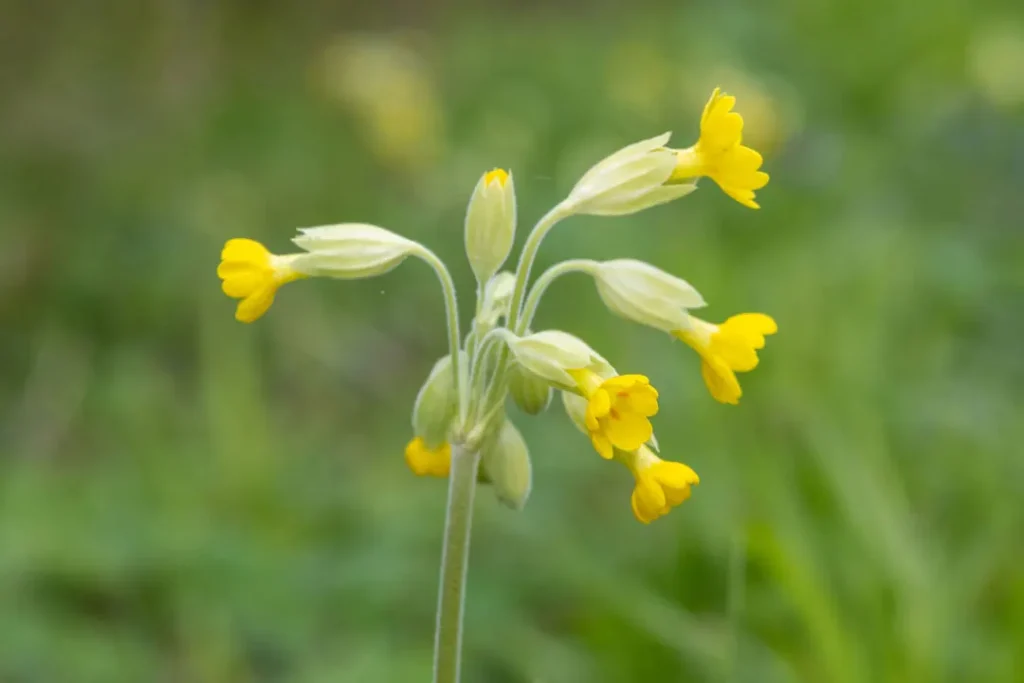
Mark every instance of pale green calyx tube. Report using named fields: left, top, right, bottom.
left=412, top=352, right=465, bottom=448
left=508, top=361, right=552, bottom=415
left=465, top=169, right=516, bottom=285
left=481, top=420, right=532, bottom=510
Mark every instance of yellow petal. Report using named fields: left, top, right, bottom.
left=625, top=382, right=660, bottom=417
left=603, top=411, right=653, bottom=451
left=653, top=462, right=699, bottom=506
left=221, top=238, right=270, bottom=264
left=726, top=313, right=778, bottom=338
left=221, top=271, right=266, bottom=299
left=631, top=489, right=656, bottom=524
left=710, top=332, right=760, bottom=372
left=588, top=388, right=612, bottom=419
left=235, top=283, right=278, bottom=323
left=601, top=374, right=648, bottom=391
left=701, top=357, right=742, bottom=405
left=591, top=432, right=614, bottom=460
left=632, top=475, right=667, bottom=521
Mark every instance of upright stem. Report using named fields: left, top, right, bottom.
left=433, top=443, right=481, bottom=683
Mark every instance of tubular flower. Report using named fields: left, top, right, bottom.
left=670, top=88, right=769, bottom=209
left=217, top=238, right=307, bottom=323
left=674, top=313, right=777, bottom=405
left=405, top=437, right=451, bottom=477
left=624, top=445, right=700, bottom=524
left=567, top=369, right=659, bottom=459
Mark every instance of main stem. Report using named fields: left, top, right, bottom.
left=432, top=442, right=481, bottom=683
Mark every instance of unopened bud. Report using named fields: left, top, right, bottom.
left=481, top=420, right=532, bottom=510
left=411, top=352, right=464, bottom=448
left=508, top=362, right=552, bottom=415
left=465, top=169, right=516, bottom=284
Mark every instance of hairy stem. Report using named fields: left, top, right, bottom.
left=515, top=258, right=597, bottom=334
left=415, top=247, right=465, bottom=423
left=432, top=443, right=481, bottom=683
left=479, top=203, right=570, bottom=412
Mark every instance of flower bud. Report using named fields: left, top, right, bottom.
left=508, top=361, right=552, bottom=415
left=565, top=133, right=697, bottom=216
left=481, top=420, right=532, bottom=510
left=594, top=259, right=705, bottom=332
left=412, top=352, right=464, bottom=448
left=465, top=169, right=516, bottom=284
left=292, top=223, right=420, bottom=279
left=505, top=330, right=609, bottom=389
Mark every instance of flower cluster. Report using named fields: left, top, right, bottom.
left=216, top=88, right=775, bottom=523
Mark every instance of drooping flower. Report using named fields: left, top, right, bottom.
left=623, top=445, right=700, bottom=524
left=405, top=437, right=451, bottom=477
left=567, top=370, right=659, bottom=459
left=674, top=313, right=777, bottom=404
left=217, top=238, right=307, bottom=323
left=670, top=88, right=769, bottom=209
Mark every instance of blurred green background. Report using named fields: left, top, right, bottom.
left=2, top=0, right=1023, bottom=681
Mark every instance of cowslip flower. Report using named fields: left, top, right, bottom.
left=405, top=437, right=451, bottom=477
left=674, top=313, right=777, bottom=404
left=623, top=445, right=700, bottom=524
left=670, top=88, right=769, bottom=209
left=567, top=370, right=659, bottom=459
left=217, top=238, right=307, bottom=323
left=214, top=97, right=782, bottom=679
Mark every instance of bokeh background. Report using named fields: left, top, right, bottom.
left=2, top=0, right=1023, bottom=681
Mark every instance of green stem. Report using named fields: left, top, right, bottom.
left=507, top=202, right=570, bottom=330
left=433, top=442, right=481, bottom=683
left=515, top=258, right=597, bottom=335
left=415, top=247, right=465, bottom=423
left=479, top=203, right=570, bottom=413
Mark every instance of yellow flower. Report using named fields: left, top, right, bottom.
left=674, top=313, right=777, bottom=405
left=483, top=168, right=509, bottom=187
left=670, top=88, right=769, bottom=209
left=567, top=370, right=659, bottom=459
left=217, top=238, right=307, bottom=323
left=624, top=445, right=699, bottom=524
left=404, top=437, right=451, bottom=477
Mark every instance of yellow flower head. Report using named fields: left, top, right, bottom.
left=483, top=168, right=509, bottom=187
left=217, top=238, right=306, bottom=323
left=625, top=445, right=700, bottom=524
left=674, top=313, right=777, bottom=405
left=404, top=437, right=451, bottom=477
left=671, top=88, right=769, bottom=209
left=568, top=370, right=659, bottom=459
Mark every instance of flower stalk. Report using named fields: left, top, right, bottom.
left=432, top=442, right=481, bottom=683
